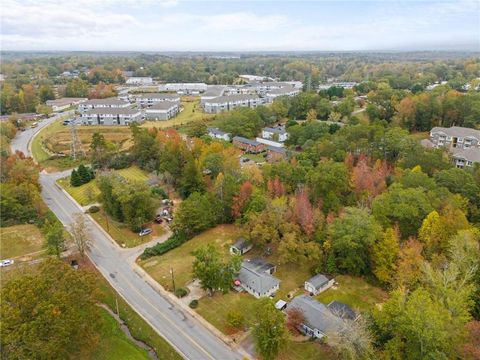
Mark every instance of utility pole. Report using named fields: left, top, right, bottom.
left=70, top=119, right=85, bottom=160
left=170, top=267, right=176, bottom=293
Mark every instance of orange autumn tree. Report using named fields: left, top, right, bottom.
left=232, top=181, right=254, bottom=219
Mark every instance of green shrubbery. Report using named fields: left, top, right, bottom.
left=70, top=164, right=95, bottom=187
left=140, top=232, right=188, bottom=259
left=174, top=288, right=188, bottom=298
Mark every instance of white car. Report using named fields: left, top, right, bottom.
left=0, top=259, right=14, bottom=267
left=138, top=228, right=152, bottom=236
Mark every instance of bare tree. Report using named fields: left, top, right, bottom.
left=328, top=316, right=376, bottom=360
left=70, top=214, right=91, bottom=258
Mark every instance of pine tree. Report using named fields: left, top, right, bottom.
left=77, top=164, right=90, bottom=185
left=70, top=169, right=82, bottom=187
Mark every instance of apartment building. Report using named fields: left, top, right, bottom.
left=144, top=101, right=179, bottom=120
left=203, top=94, right=263, bottom=113
left=428, top=126, right=480, bottom=168
left=81, top=108, right=142, bottom=126
left=265, top=86, right=301, bottom=103
left=126, top=77, right=153, bottom=85
left=132, top=93, right=180, bottom=107
left=78, top=98, right=131, bottom=113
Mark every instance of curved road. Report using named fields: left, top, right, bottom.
left=11, top=113, right=245, bottom=360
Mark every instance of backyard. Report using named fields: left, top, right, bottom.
left=316, top=274, right=388, bottom=312
left=139, top=224, right=241, bottom=290
left=0, top=224, right=45, bottom=260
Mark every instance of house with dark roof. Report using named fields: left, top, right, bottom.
left=327, top=301, right=358, bottom=321
left=304, top=274, right=335, bottom=296
left=230, top=237, right=253, bottom=255
left=237, top=259, right=280, bottom=298
left=233, top=136, right=265, bottom=153
left=288, top=295, right=344, bottom=339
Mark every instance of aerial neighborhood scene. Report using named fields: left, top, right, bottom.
left=1, top=1, right=480, bottom=359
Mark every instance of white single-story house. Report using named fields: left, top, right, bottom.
left=305, top=274, right=335, bottom=296
left=207, top=127, right=231, bottom=142
left=144, top=101, right=179, bottom=120
left=229, top=237, right=253, bottom=255
left=288, top=295, right=344, bottom=339
left=236, top=258, right=279, bottom=298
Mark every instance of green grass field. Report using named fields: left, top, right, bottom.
left=279, top=339, right=336, bottom=360
left=315, top=275, right=388, bottom=313
left=90, top=211, right=165, bottom=248
left=96, top=271, right=181, bottom=360
left=143, top=97, right=214, bottom=130
left=58, top=166, right=150, bottom=206
left=139, top=225, right=241, bottom=290
left=0, top=224, right=45, bottom=259
left=94, top=309, right=150, bottom=360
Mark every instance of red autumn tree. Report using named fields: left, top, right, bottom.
left=267, top=177, right=285, bottom=198
left=294, top=188, right=315, bottom=236
left=286, top=308, right=305, bottom=334
left=352, top=155, right=389, bottom=199
left=232, top=181, right=254, bottom=218
left=460, top=321, right=480, bottom=360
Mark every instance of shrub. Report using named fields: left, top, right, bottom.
left=227, top=310, right=245, bottom=329
left=140, top=232, right=188, bottom=259
left=175, top=287, right=188, bottom=298
left=151, top=187, right=168, bottom=199
left=189, top=300, right=198, bottom=309
left=108, top=153, right=134, bottom=170
left=88, top=205, right=100, bottom=214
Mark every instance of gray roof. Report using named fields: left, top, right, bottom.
left=148, top=101, right=179, bottom=110
left=207, top=127, right=230, bottom=136
left=452, top=147, right=480, bottom=163
left=306, top=274, right=330, bottom=290
left=82, top=98, right=129, bottom=106
left=205, top=94, right=260, bottom=104
left=266, top=87, right=298, bottom=95
left=289, top=295, right=343, bottom=335
left=135, top=93, right=179, bottom=100
left=431, top=126, right=480, bottom=140
left=233, top=136, right=261, bottom=146
left=238, top=262, right=279, bottom=295
left=232, top=237, right=251, bottom=250
left=84, top=108, right=140, bottom=115
left=263, top=126, right=287, bottom=135
left=203, top=86, right=227, bottom=97
left=327, top=301, right=357, bottom=321
left=267, top=146, right=286, bottom=154
left=243, top=258, right=275, bottom=273
left=420, top=138, right=435, bottom=148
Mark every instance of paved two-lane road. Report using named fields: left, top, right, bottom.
left=12, top=113, right=245, bottom=360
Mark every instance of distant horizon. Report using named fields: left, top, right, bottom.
left=2, top=0, right=479, bottom=52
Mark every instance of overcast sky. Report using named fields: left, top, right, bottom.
left=1, top=0, right=479, bottom=51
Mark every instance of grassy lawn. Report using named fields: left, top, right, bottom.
left=139, top=224, right=241, bottom=290
left=91, top=211, right=165, bottom=248
left=57, top=166, right=150, bottom=206
left=94, top=309, right=150, bottom=360
left=315, top=275, right=388, bottom=313
left=279, top=339, right=336, bottom=360
left=196, top=292, right=258, bottom=335
left=0, top=224, right=45, bottom=259
left=143, top=97, right=214, bottom=131
left=244, top=152, right=266, bottom=163
left=410, top=131, right=429, bottom=140
left=93, top=265, right=181, bottom=360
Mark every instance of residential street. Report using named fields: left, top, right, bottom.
left=11, top=115, right=246, bottom=360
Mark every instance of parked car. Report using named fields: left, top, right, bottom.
left=63, top=119, right=71, bottom=125
left=30, top=122, right=38, bottom=128
left=0, top=259, right=14, bottom=267
left=138, top=228, right=152, bottom=236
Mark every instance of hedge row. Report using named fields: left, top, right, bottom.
left=140, top=232, right=188, bottom=259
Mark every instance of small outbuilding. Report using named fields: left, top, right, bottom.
left=305, top=274, right=335, bottom=296
left=229, top=237, right=253, bottom=255
left=275, top=300, right=287, bottom=311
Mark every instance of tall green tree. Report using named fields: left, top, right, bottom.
left=329, top=207, right=382, bottom=275
left=1, top=259, right=100, bottom=359
left=372, top=227, right=400, bottom=286
left=192, top=244, right=241, bottom=295
left=252, top=298, right=287, bottom=360
left=43, top=219, right=65, bottom=257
